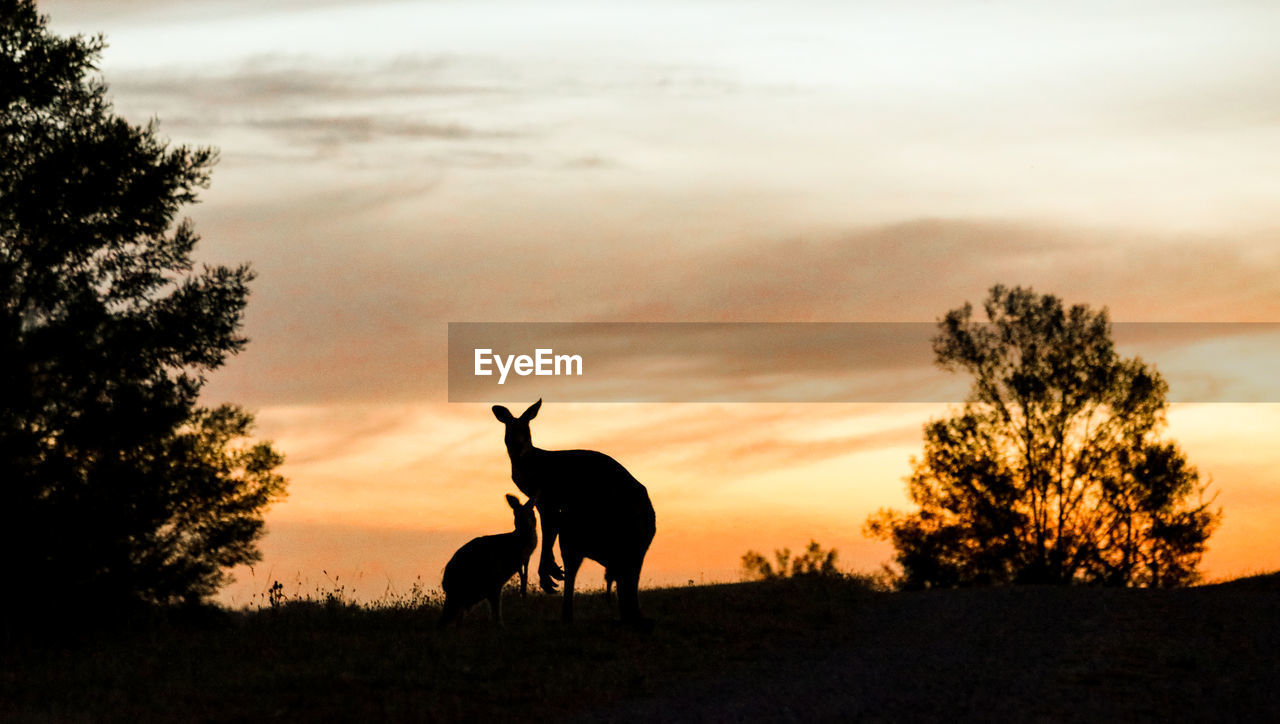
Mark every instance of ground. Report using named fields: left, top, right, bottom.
left=3, top=574, right=1277, bottom=721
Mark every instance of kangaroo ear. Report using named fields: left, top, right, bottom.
left=492, top=405, right=515, bottom=423
left=506, top=493, right=521, bottom=510
left=519, top=399, right=542, bottom=421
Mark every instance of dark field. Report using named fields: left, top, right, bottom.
left=3, top=574, right=1278, bottom=722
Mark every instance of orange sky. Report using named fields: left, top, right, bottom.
left=40, top=0, right=1280, bottom=604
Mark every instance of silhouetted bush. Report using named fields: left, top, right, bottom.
left=741, top=540, right=841, bottom=580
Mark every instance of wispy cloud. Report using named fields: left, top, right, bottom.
left=198, top=218, right=1280, bottom=408
left=111, top=56, right=516, bottom=106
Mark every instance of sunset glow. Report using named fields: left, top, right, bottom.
left=42, top=0, right=1280, bottom=604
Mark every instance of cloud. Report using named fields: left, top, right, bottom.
left=563, top=156, right=619, bottom=170
left=46, top=0, right=367, bottom=27
left=112, top=56, right=514, bottom=106
left=686, top=424, right=923, bottom=478
left=239, top=116, right=528, bottom=163
left=104, top=56, right=531, bottom=166
left=196, top=216, right=1280, bottom=408
left=249, top=116, right=495, bottom=143
left=624, top=221, right=1280, bottom=325
left=557, top=403, right=924, bottom=465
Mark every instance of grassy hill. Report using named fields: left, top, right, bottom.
left=3, top=575, right=1278, bottom=721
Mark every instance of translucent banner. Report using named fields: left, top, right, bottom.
left=447, top=322, right=1280, bottom=403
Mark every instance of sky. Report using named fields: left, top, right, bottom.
left=42, top=0, right=1280, bottom=604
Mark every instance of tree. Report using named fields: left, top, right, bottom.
left=1, top=1, right=285, bottom=608
left=741, top=540, right=841, bottom=581
left=865, top=285, right=1219, bottom=589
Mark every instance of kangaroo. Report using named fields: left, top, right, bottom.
left=492, top=400, right=656, bottom=624
left=438, top=494, right=537, bottom=628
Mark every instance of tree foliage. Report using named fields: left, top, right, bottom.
left=865, top=285, right=1219, bottom=589
left=742, top=540, right=841, bottom=581
left=1, top=1, right=285, bottom=608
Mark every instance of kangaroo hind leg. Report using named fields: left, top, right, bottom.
left=560, top=550, right=585, bottom=623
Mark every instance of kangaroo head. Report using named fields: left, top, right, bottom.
left=505, top=493, right=537, bottom=537
left=492, top=399, right=541, bottom=458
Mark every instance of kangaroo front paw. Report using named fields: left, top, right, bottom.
left=540, top=575, right=560, bottom=593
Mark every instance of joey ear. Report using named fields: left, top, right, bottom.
left=492, top=405, right=515, bottom=423
left=506, top=493, right=521, bottom=510
left=519, top=399, right=542, bottom=422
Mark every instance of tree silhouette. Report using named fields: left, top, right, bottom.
left=741, top=540, right=841, bottom=580
left=865, top=285, right=1219, bottom=589
left=1, top=1, right=285, bottom=608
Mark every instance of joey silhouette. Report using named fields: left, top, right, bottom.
left=438, top=494, right=537, bottom=628
left=492, top=400, right=656, bottom=624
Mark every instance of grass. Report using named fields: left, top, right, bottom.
left=3, top=574, right=1278, bottom=721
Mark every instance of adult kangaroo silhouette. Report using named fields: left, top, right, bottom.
left=492, top=400, right=656, bottom=624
